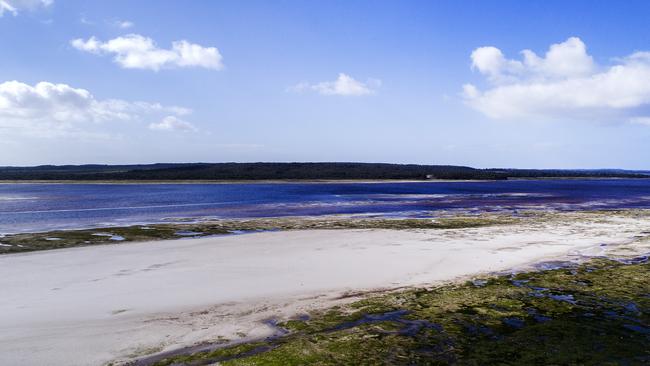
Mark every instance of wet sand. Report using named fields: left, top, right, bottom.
left=1, top=213, right=649, bottom=365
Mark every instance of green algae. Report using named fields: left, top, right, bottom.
left=142, top=258, right=650, bottom=366
left=0, top=225, right=207, bottom=253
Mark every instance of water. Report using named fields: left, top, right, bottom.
left=0, top=179, right=649, bottom=234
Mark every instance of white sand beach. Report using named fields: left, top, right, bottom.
left=1, top=214, right=649, bottom=366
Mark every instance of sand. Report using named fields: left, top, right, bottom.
left=1, top=214, right=649, bottom=365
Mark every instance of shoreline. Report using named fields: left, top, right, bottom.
left=0, top=213, right=518, bottom=253
left=1, top=210, right=649, bottom=365
left=0, top=177, right=648, bottom=185
left=2, top=210, right=648, bottom=254
left=0, top=179, right=478, bottom=185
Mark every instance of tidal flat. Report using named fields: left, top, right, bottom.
left=1, top=210, right=649, bottom=366
left=140, top=257, right=650, bottom=366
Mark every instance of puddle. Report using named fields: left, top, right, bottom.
left=533, top=314, right=552, bottom=323
left=623, top=324, right=650, bottom=334
left=92, top=233, right=125, bottom=241
left=472, top=279, right=488, bottom=287
left=262, top=318, right=290, bottom=340
left=548, top=293, right=576, bottom=304
left=326, top=310, right=441, bottom=336
left=174, top=230, right=204, bottom=236
left=511, top=278, right=579, bottom=305
left=534, top=261, right=577, bottom=271
left=327, top=310, right=410, bottom=332
left=511, top=279, right=529, bottom=287
left=502, top=317, right=525, bottom=329
left=616, top=255, right=649, bottom=265
left=526, top=308, right=553, bottom=323
left=465, top=323, right=494, bottom=336
left=623, top=302, right=640, bottom=314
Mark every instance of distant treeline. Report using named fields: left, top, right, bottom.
left=0, top=163, right=647, bottom=181
left=486, top=168, right=650, bottom=179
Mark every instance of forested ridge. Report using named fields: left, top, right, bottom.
left=0, top=163, right=647, bottom=181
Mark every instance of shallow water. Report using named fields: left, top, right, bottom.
left=1, top=179, right=650, bottom=233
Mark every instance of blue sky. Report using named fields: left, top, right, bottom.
left=1, top=0, right=650, bottom=168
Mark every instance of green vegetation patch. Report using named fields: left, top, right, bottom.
left=0, top=225, right=223, bottom=253
left=140, top=258, right=650, bottom=366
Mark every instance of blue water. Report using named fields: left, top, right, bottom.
left=0, top=179, right=649, bottom=233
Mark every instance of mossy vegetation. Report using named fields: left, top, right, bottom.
left=0, top=225, right=219, bottom=253
left=0, top=215, right=515, bottom=254
left=139, top=258, right=649, bottom=366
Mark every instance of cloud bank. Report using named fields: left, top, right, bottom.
left=0, top=0, right=51, bottom=17
left=71, top=34, right=223, bottom=71
left=463, top=37, right=650, bottom=122
left=291, top=73, right=380, bottom=96
left=0, top=80, right=191, bottom=135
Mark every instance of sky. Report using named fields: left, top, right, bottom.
left=1, top=0, right=650, bottom=169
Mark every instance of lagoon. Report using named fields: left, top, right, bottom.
left=1, top=179, right=650, bottom=233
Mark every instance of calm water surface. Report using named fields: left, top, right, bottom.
left=1, top=179, right=649, bottom=233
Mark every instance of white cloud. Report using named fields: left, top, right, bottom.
left=0, top=80, right=191, bottom=135
left=149, top=115, right=197, bottom=132
left=470, top=37, right=595, bottom=84
left=470, top=46, right=523, bottom=83
left=0, top=0, right=51, bottom=17
left=520, top=37, right=595, bottom=78
left=112, top=19, right=133, bottom=29
left=290, top=73, right=380, bottom=96
left=463, top=37, right=650, bottom=121
left=71, top=34, right=223, bottom=71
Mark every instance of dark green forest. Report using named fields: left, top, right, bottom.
left=0, top=163, right=647, bottom=181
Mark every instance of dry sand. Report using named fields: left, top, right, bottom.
left=1, top=214, right=649, bottom=365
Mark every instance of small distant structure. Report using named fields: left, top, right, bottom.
left=425, top=174, right=434, bottom=180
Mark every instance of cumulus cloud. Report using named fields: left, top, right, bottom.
left=462, top=37, right=650, bottom=121
left=0, top=0, right=51, bottom=17
left=149, top=115, right=197, bottom=132
left=290, top=73, right=380, bottom=96
left=71, top=34, right=223, bottom=71
left=0, top=80, right=191, bottom=135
